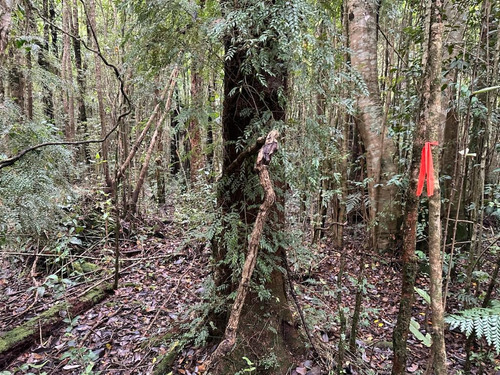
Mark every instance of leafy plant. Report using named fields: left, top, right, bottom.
left=409, top=318, right=432, bottom=347
left=445, top=300, right=500, bottom=353
left=234, top=356, right=256, bottom=374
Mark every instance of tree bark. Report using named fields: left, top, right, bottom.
left=88, top=0, right=111, bottom=185
left=210, top=5, right=302, bottom=370
left=61, top=0, right=75, bottom=141
left=189, top=66, right=204, bottom=184
left=207, top=131, right=279, bottom=370
left=426, top=1, right=447, bottom=373
left=39, top=0, right=54, bottom=122
left=0, top=0, right=13, bottom=56
left=346, top=0, right=401, bottom=253
left=391, top=82, right=423, bottom=375
left=72, top=0, right=90, bottom=163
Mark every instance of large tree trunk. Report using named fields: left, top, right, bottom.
left=346, top=0, right=400, bottom=253
left=211, top=6, right=302, bottom=372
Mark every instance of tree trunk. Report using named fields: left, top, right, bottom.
left=346, top=0, right=401, bottom=253
left=39, top=0, right=54, bottom=122
left=189, top=66, right=204, bottom=184
left=426, top=1, right=447, bottom=373
left=210, top=6, right=303, bottom=371
left=0, top=0, right=13, bottom=57
left=87, top=0, right=112, bottom=185
left=72, top=0, right=90, bottom=163
left=61, top=0, right=75, bottom=141
left=391, top=57, right=427, bottom=375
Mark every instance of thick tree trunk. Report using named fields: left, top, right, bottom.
left=346, top=0, right=401, bottom=253
left=211, top=11, right=302, bottom=371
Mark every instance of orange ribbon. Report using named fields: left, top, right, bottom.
left=416, top=142, right=439, bottom=197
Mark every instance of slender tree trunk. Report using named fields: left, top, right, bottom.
left=113, top=69, right=179, bottom=192
left=391, top=68, right=425, bottom=375
left=39, top=0, right=54, bottom=122
left=426, top=1, right=447, bottom=373
left=72, top=0, right=90, bottom=163
left=0, top=0, right=13, bottom=56
left=87, top=0, right=112, bottom=185
left=189, top=65, right=204, bottom=184
left=49, top=0, right=57, bottom=55
left=62, top=0, right=75, bottom=140
left=129, top=80, right=176, bottom=215
left=346, top=0, right=401, bottom=253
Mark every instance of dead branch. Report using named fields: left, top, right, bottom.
left=205, top=130, right=279, bottom=371
left=282, top=251, right=319, bottom=355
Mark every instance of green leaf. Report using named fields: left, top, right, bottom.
left=472, top=85, right=500, bottom=96
left=409, top=318, right=432, bottom=347
left=414, top=287, right=431, bottom=305
left=445, top=301, right=500, bottom=353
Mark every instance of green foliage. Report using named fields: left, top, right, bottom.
left=445, top=301, right=500, bottom=354
left=234, top=357, right=256, bottom=374
left=409, top=318, right=432, bottom=347
left=414, top=287, right=431, bottom=304
left=0, top=113, right=77, bottom=246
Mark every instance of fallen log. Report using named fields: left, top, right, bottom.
left=0, top=283, right=113, bottom=367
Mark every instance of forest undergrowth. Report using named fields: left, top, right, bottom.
left=1, top=197, right=498, bottom=375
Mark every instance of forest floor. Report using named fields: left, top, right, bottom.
left=0, top=217, right=496, bottom=375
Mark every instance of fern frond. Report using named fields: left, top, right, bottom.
left=445, top=301, right=500, bottom=353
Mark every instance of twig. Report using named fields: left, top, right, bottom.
left=282, top=251, right=319, bottom=355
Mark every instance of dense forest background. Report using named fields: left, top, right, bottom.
left=1, top=0, right=500, bottom=374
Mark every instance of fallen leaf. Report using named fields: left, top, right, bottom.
left=63, top=364, right=82, bottom=370
left=407, top=363, right=419, bottom=372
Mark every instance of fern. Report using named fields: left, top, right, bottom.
left=445, top=301, right=500, bottom=353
